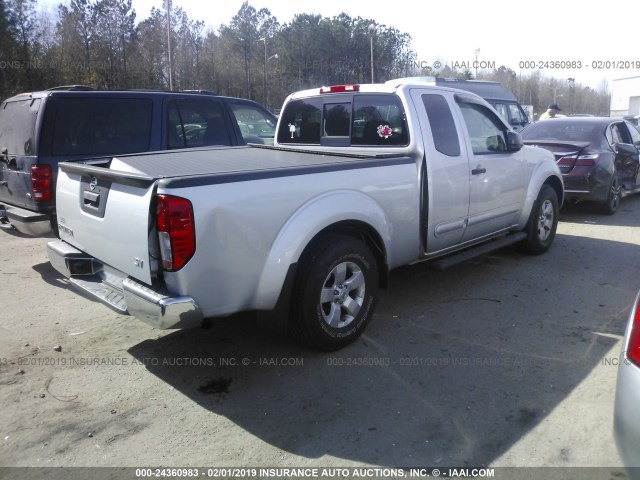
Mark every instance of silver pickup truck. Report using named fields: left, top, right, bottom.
left=47, top=82, right=563, bottom=350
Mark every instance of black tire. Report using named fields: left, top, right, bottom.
left=50, top=215, right=59, bottom=237
left=599, top=173, right=622, bottom=215
left=520, top=184, right=559, bottom=255
left=290, top=235, right=379, bottom=350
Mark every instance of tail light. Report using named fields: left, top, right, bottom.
left=575, top=153, right=599, bottom=166
left=30, top=165, right=51, bottom=202
left=627, top=293, right=640, bottom=368
left=557, top=155, right=577, bottom=167
left=156, top=195, right=195, bottom=271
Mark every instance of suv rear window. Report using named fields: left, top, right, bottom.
left=51, top=98, right=153, bottom=156
left=278, top=94, right=408, bottom=147
left=0, top=98, right=41, bottom=155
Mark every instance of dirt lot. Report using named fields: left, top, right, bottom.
left=1, top=198, right=639, bottom=474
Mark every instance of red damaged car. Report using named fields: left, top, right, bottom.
left=521, top=117, right=640, bottom=214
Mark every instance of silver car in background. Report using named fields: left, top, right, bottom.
left=614, top=288, right=640, bottom=478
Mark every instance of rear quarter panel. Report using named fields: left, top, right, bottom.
left=158, top=162, right=421, bottom=317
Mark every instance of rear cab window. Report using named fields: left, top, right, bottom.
left=0, top=98, right=41, bottom=156
left=278, top=94, right=408, bottom=147
left=277, top=98, right=322, bottom=144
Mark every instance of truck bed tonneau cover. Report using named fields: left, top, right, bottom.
left=60, top=145, right=411, bottom=182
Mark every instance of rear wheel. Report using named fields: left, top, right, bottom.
left=290, top=235, right=379, bottom=350
left=599, top=173, right=621, bottom=215
left=520, top=184, right=559, bottom=255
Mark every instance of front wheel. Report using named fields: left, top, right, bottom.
left=291, top=235, right=379, bottom=350
left=520, top=184, right=559, bottom=255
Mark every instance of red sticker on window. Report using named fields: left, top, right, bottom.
left=377, top=125, right=392, bottom=139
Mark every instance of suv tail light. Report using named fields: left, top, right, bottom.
left=30, top=165, right=51, bottom=202
left=156, top=195, right=195, bottom=271
left=627, top=293, right=640, bottom=368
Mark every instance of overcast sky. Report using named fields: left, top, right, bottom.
left=41, top=0, right=640, bottom=90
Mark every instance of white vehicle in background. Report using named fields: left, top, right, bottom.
left=614, top=288, right=640, bottom=478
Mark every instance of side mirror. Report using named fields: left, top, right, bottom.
left=506, top=131, right=523, bottom=151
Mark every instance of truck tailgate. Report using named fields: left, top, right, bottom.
left=56, top=162, right=157, bottom=285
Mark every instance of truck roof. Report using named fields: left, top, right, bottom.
left=286, top=82, right=487, bottom=102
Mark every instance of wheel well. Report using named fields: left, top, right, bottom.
left=302, top=221, right=389, bottom=288
left=545, top=176, right=564, bottom=206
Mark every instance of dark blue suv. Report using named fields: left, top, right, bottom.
left=0, top=86, right=277, bottom=235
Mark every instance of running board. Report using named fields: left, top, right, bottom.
left=430, top=232, right=527, bottom=271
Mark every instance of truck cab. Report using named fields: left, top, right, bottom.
left=275, top=82, right=560, bottom=256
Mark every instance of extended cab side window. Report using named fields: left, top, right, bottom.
left=277, top=98, right=322, bottom=144
left=421, top=94, right=460, bottom=156
left=51, top=98, right=152, bottom=156
left=167, top=98, right=231, bottom=149
left=458, top=101, right=508, bottom=154
left=351, top=95, right=408, bottom=146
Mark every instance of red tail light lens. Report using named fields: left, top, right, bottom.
left=627, top=294, right=640, bottom=368
left=557, top=155, right=577, bottom=167
left=30, top=165, right=51, bottom=202
left=156, top=195, right=195, bottom=271
left=576, top=154, right=599, bottom=166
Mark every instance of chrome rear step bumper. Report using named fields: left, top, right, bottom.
left=47, top=239, right=203, bottom=329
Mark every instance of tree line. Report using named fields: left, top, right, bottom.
left=0, top=0, right=610, bottom=115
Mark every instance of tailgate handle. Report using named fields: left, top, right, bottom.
left=83, top=190, right=100, bottom=207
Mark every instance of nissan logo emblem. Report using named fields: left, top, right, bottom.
left=89, top=177, right=98, bottom=190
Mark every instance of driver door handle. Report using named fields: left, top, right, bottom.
left=472, top=167, right=486, bottom=175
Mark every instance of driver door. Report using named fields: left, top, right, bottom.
left=454, top=98, right=529, bottom=241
